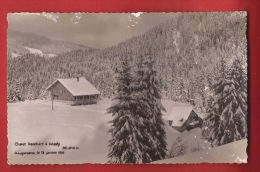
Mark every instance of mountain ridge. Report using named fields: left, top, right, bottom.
left=7, top=29, right=97, bottom=57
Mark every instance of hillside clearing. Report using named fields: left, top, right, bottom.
left=11, top=52, right=21, bottom=58
left=24, top=46, right=44, bottom=56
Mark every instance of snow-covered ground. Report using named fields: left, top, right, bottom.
left=47, top=53, right=56, bottom=58
left=23, top=46, right=44, bottom=56
left=7, top=99, right=246, bottom=164
left=153, top=139, right=247, bottom=164
left=22, top=47, right=56, bottom=57
left=8, top=99, right=112, bottom=164
left=11, top=52, right=21, bottom=58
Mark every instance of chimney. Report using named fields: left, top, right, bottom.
left=189, top=99, right=195, bottom=106
left=77, top=77, right=79, bottom=82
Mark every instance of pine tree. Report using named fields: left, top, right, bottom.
left=219, top=59, right=247, bottom=143
left=203, top=59, right=247, bottom=146
left=202, top=56, right=227, bottom=143
left=27, top=87, right=34, bottom=100
left=142, top=53, right=167, bottom=161
left=107, top=56, right=147, bottom=163
left=7, top=86, right=10, bottom=102
left=39, top=89, right=48, bottom=100
left=131, top=55, right=153, bottom=162
left=15, top=80, right=22, bottom=101
left=130, top=54, right=167, bottom=163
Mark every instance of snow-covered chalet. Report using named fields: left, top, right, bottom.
left=46, top=77, right=100, bottom=105
left=167, top=102, right=203, bottom=132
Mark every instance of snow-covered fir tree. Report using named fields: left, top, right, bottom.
left=107, top=53, right=167, bottom=163
left=107, top=55, right=148, bottom=163
left=203, top=58, right=247, bottom=146
left=7, top=87, right=10, bottom=102
left=39, top=89, right=49, bottom=100
left=202, top=69, right=223, bottom=140
left=15, top=80, right=22, bottom=101
left=7, top=86, right=16, bottom=103
left=202, top=56, right=227, bottom=143
left=27, top=87, right=34, bottom=100
left=142, top=53, right=167, bottom=161
left=130, top=54, right=167, bottom=162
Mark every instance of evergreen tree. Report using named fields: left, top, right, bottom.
left=107, top=56, right=148, bottom=163
left=7, top=86, right=10, bottom=102
left=39, top=89, right=49, bottom=100
left=27, top=87, right=34, bottom=100
left=130, top=54, right=167, bottom=162
left=131, top=55, right=152, bottom=162
left=203, top=59, right=247, bottom=146
left=202, top=60, right=226, bottom=140
left=15, top=80, right=22, bottom=101
left=142, top=53, right=167, bottom=161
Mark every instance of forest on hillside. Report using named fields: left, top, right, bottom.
left=7, top=12, right=247, bottom=113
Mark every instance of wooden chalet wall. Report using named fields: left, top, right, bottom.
left=50, top=81, right=74, bottom=101
left=183, top=110, right=203, bottom=131
left=74, top=94, right=99, bottom=105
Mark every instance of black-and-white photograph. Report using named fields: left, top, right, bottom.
left=7, top=12, right=247, bottom=164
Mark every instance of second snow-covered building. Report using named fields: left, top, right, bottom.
left=167, top=104, right=203, bottom=132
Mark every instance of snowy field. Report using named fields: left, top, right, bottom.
left=153, top=139, right=247, bottom=163
left=11, top=52, right=21, bottom=58
left=22, top=46, right=56, bottom=58
left=7, top=99, right=246, bottom=164
left=24, top=46, right=44, bottom=56
left=8, top=99, right=112, bottom=164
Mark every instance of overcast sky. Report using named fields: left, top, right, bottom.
left=8, top=13, right=179, bottom=49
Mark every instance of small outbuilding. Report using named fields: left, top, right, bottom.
left=46, top=77, right=100, bottom=105
left=167, top=104, right=203, bottom=132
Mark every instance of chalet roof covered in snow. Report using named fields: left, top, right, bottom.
left=167, top=105, right=194, bottom=127
left=46, top=77, right=100, bottom=96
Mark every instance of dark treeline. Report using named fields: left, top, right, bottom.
left=8, top=12, right=247, bottom=115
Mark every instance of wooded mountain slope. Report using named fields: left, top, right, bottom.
left=8, top=12, right=247, bottom=112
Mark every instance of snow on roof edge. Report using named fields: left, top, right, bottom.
left=46, top=77, right=100, bottom=96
